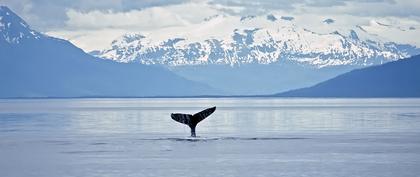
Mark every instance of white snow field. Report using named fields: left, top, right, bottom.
left=1, top=98, right=420, bottom=177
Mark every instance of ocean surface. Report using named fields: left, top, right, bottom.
left=1, top=98, right=420, bottom=177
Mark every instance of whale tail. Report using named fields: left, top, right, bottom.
left=171, top=107, right=216, bottom=137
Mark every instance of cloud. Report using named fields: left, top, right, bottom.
left=2, top=0, right=420, bottom=32
left=47, top=28, right=131, bottom=52
left=0, top=0, right=189, bottom=31
left=210, top=0, right=420, bottom=18
left=293, top=0, right=420, bottom=18
left=209, top=0, right=302, bottom=14
left=63, top=2, right=220, bottom=30
left=65, top=8, right=186, bottom=30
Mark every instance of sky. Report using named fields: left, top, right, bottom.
left=1, top=0, right=419, bottom=51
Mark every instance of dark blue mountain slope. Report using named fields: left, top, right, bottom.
left=277, top=55, right=420, bottom=97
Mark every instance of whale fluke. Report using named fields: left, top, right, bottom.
left=171, top=107, right=216, bottom=137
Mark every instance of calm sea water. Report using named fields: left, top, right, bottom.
left=1, top=98, right=420, bottom=177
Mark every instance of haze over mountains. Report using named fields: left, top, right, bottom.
left=0, top=6, right=219, bottom=98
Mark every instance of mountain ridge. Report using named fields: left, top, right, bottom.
left=276, top=55, right=420, bottom=97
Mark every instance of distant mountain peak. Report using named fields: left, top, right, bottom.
left=280, top=16, right=294, bottom=21
left=0, top=6, right=42, bottom=44
left=323, top=18, right=335, bottom=24
left=266, top=14, right=277, bottom=22
left=240, top=15, right=256, bottom=21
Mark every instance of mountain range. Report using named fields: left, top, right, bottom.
left=0, top=6, right=219, bottom=98
left=96, top=14, right=419, bottom=68
left=93, top=14, right=420, bottom=94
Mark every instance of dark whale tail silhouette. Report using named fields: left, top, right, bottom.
left=171, top=107, right=216, bottom=137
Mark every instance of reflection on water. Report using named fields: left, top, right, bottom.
left=1, top=98, right=420, bottom=136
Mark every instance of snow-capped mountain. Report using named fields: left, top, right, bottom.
left=0, top=6, right=43, bottom=44
left=97, top=14, right=419, bottom=68
left=0, top=6, right=220, bottom=97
